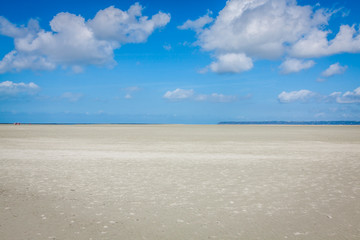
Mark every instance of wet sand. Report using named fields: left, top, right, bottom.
left=0, top=124, right=359, bottom=239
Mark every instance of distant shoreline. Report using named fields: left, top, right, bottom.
left=218, top=121, right=360, bottom=125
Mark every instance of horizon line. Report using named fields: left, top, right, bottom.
left=1, top=121, right=360, bottom=125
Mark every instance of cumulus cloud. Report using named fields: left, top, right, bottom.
left=0, top=16, right=31, bottom=38
left=280, top=58, right=315, bottom=74
left=163, top=88, right=238, bottom=103
left=290, top=25, right=360, bottom=58
left=321, top=62, right=347, bottom=77
left=331, top=87, right=360, bottom=103
left=163, top=88, right=195, bottom=100
left=178, top=12, right=213, bottom=33
left=180, top=0, right=360, bottom=74
left=0, top=13, right=116, bottom=73
left=0, top=3, right=170, bottom=73
left=196, top=0, right=330, bottom=58
left=278, top=90, right=316, bottom=103
left=88, top=3, right=170, bottom=43
left=210, top=53, right=253, bottom=73
left=278, top=87, right=360, bottom=104
left=0, top=81, right=39, bottom=96
left=0, top=51, right=56, bottom=73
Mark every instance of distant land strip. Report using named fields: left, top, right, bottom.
left=0, top=123, right=151, bottom=125
left=218, top=121, right=360, bottom=125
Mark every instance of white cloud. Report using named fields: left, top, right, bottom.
left=211, top=1, right=324, bottom=55
left=209, top=53, right=253, bottom=73
left=278, top=87, right=360, bottom=104
left=2, top=13, right=117, bottom=71
left=0, top=51, right=56, bottom=73
left=0, top=16, right=31, bottom=38
left=178, top=12, right=213, bottom=33
left=88, top=3, right=170, bottom=43
left=163, top=88, right=194, bottom=100
left=163, top=88, right=238, bottom=103
left=331, top=87, right=360, bottom=103
left=290, top=25, right=360, bottom=58
left=0, top=81, right=39, bottom=96
left=180, top=0, right=360, bottom=73
left=321, top=62, right=347, bottom=77
left=279, top=58, right=315, bottom=74
left=61, top=92, right=83, bottom=102
left=196, top=0, right=329, bottom=59
left=0, top=3, right=170, bottom=73
left=278, top=90, right=316, bottom=103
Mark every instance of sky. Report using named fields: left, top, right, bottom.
left=1, top=0, right=360, bottom=124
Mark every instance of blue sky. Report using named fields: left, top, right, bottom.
left=0, top=0, right=360, bottom=123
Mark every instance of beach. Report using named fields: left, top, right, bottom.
left=0, top=124, right=359, bottom=239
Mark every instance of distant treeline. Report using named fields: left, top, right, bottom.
left=218, top=121, right=360, bottom=125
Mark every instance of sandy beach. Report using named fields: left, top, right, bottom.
left=0, top=124, right=359, bottom=239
